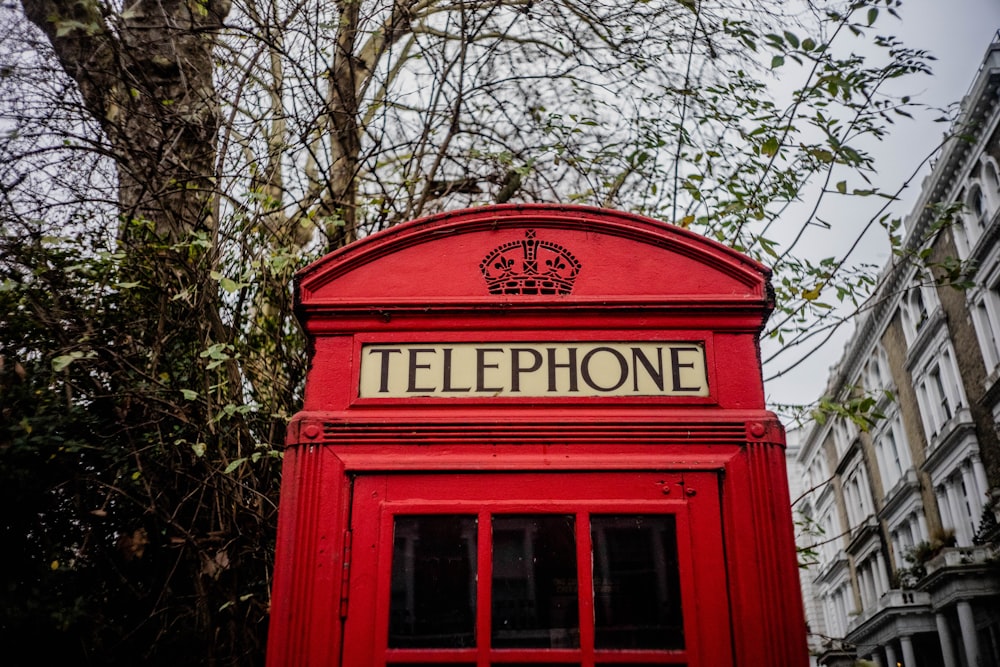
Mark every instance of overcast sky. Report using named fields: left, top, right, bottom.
left=762, top=0, right=1000, bottom=414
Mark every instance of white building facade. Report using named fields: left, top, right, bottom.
left=793, top=34, right=1000, bottom=667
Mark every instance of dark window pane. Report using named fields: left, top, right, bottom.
left=492, top=515, right=579, bottom=648
left=389, top=515, right=477, bottom=648
left=591, top=515, right=684, bottom=649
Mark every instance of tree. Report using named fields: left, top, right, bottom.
left=0, top=0, right=936, bottom=664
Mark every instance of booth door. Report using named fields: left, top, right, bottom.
left=342, top=472, right=731, bottom=667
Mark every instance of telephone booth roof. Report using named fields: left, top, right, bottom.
left=295, top=204, right=773, bottom=320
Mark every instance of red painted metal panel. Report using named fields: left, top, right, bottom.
left=296, top=205, right=769, bottom=309
left=266, top=447, right=350, bottom=667
left=721, top=440, right=809, bottom=666
left=267, top=205, right=808, bottom=666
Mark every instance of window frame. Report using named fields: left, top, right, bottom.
left=343, top=471, right=732, bottom=667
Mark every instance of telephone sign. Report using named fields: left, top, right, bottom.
left=266, top=204, right=808, bottom=666
left=359, top=341, right=709, bottom=398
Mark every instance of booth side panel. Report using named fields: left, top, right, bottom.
left=266, top=447, right=349, bottom=666
left=757, top=439, right=811, bottom=664
left=302, top=336, right=354, bottom=411
left=712, top=333, right=766, bottom=409
left=724, top=440, right=809, bottom=666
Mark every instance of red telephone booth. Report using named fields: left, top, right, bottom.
left=266, top=204, right=808, bottom=667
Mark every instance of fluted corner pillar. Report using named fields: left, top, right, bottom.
left=900, top=634, right=917, bottom=667
left=935, top=612, right=958, bottom=667
left=957, top=600, right=981, bottom=667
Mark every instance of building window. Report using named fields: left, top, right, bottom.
left=825, top=585, right=850, bottom=639
left=834, top=584, right=850, bottom=633
left=863, top=345, right=892, bottom=393
left=935, top=466, right=986, bottom=547
left=958, top=478, right=977, bottom=542
left=970, top=278, right=1000, bottom=376
left=932, top=366, right=953, bottom=421
left=892, top=522, right=914, bottom=569
left=982, top=157, right=1000, bottom=213
left=818, top=511, right=839, bottom=566
left=957, top=183, right=990, bottom=257
left=901, top=275, right=937, bottom=345
left=856, top=554, right=886, bottom=611
left=956, top=159, right=1000, bottom=258
left=833, top=418, right=857, bottom=457
left=914, top=346, right=965, bottom=443
left=970, top=184, right=988, bottom=231
left=874, top=415, right=911, bottom=494
left=842, top=465, right=873, bottom=531
left=911, top=285, right=928, bottom=333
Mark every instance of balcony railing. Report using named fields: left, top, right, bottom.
left=925, top=544, right=998, bottom=575
left=847, top=588, right=931, bottom=632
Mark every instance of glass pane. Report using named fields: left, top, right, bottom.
left=492, top=515, right=579, bottom=648
left=591, top=515, right=684, bottom=649
left=389, top=515, right=478, bottom=648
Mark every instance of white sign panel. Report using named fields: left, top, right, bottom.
left=359, top=342, right=708, bottom=398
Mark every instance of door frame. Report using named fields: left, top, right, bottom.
left=342, top=471, right=733, bottom=667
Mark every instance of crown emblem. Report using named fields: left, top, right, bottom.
left=480, top=229, right=581, bottom=295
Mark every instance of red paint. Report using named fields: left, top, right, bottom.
left=266, top=204, right=808, bottom=666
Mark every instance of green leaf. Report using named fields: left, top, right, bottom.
left=201, top=343, right=231, bottom=360
left=867, top=7, right=878, bottom=26
left=181, top=389, right=198, bottom=401
left=223, top=458, right=247, bottom=474
left=802, top=285, right=823, bottom=301
left=211, top=270, right=244, bottom=294
left=809, top=148, right=834, bottom=163
left=841, top=146, right=863, bottom=164
left=771, top=55, right=785, bottom=69
left=52, top=354, right=79, bottom=372
left=835, top=181, right=847, bottom=194
left=52, top=350, right=96, bottom=372
left=192, top=442, right=207, bottom=457
left=783, top=31, right=799, bottom=49
left=54, top=20, right=97, bottom=37
left=761, top=136, right=780, bottom=156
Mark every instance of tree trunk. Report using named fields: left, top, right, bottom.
left=21, top=0, right=231, bottom=244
